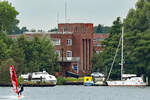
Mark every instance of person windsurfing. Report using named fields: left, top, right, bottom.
left=18, top=84, right=24, bottom=96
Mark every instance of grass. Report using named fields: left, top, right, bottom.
left=57, top=77, right=83, bottom=85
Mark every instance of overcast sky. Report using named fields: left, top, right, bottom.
left=6, top=0, right=138, bottom=31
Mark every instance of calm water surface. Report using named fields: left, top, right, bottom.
left=0, top=86, right=150, bottom=100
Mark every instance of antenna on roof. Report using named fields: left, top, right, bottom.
left=64, top=0, right=68, bottom=32
left=56, top=12, right=59, bottom=33
left=65, top=0, right=67, bottom=24
left=57, top=12, right=59, bottom=25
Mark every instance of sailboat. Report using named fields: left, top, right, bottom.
left=106, top=27, right=148, bottom=86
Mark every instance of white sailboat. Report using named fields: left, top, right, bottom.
left=106, top=27, right=148, bottom=86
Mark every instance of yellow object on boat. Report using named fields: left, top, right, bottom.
left=83, top=76, right=93, bottom=83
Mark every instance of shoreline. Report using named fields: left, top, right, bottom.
left=0, top=84, right=56, bottom=87
left=0, top=82, right=83, bottom=87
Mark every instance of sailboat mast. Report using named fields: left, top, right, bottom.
left=121, top=26, right=124, bottom=80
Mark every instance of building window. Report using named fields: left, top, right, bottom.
left=67, top=39, right=72, bottom=46
left=93, top=38, right=104, bottom=41
left=74, top=27, right=78, bottom=32
left=51, top=38, right=60, bottom=45
left=66, top=51, right=72, bottom=57
left=56, top=50, right=60, bottom=57
left=73, top=64, right=78, bottom=73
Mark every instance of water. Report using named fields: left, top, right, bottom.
left=0, top=86, right=150, bottom=100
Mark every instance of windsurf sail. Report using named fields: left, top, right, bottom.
left=9, top=65, right=19, bottom=95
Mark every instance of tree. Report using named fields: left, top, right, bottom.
left=109, top=17, right=122, bottom=35
left=0, top=32, right=17, bottom=84
left=96, top=24, right=103, bottom=33
left=123, top=0, right=150, bottom=79
left=91, top=49, right=104, bottom=72
left=94, top=24, right=111, bottom=33
left=48, top=28, right=58, bottom=32
left=93, top=17, right=123, bottom=79
left=20, top=27, right=28, bottom=34
left=0, top=58, right=16, bottom=84
left=16, top=35, right=59, bottom=74
left=10, top=42, right=25, bottom=74
left=9, top=19, right=21, bottom=34
left=0, top=1, right=19, bottom=34
left=97, top=0, right=150, bottom=81
left=30, top=29, right=36, bottom=32
left=0, top=40, right=8, bottom=59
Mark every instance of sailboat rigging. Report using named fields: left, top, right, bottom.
left=106, top=27, right=147, bottom=86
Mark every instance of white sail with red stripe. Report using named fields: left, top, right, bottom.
left=9, top=65, right=19, bottom=95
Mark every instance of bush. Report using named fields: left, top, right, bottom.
left=56, top=77, right=66, bottom=85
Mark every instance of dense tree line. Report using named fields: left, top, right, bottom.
left=92, top=0, right=150, bottom=82
left=0, top=1, right=59, bottom=84
left=0, top=33, right=59, bottom=84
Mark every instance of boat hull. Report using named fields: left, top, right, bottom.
left=20, top=71, right=57, bottom=85
left=107, top=80, right=147, bottom=86
left=84, top=81, right=94, bottom=86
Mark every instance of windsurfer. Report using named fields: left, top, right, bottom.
left=18, top=84, right=24, bottom=96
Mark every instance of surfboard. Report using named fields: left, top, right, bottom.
left=9, top=65, right=19, bottom=96
left=18, top=95, right=22, bottom=98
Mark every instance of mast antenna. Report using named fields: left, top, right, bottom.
left=65, top=0, right=67, bottom=24
left=121, top=26, right=124, bottom=80
left=57, top=12, right=59, bottom=25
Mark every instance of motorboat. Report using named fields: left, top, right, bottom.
left=20, top=71, right=57, bottom=85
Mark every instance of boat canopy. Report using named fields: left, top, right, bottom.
left=122, top=74, right=137, bottom=78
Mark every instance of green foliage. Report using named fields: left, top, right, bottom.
left=94, top=0, right=150, bottom=81
left=0, top=33, right=59, bottom=84
left=20, top=27, right=28, bottom=33
left=92, top=17, right=123, bottom=79
left=94, top=24, right=111, bottom=33
left=63, top=77, right=83, bottom=82
left=56, top=77, right=83, bottom=85
left=18, top=77, right=24, bottom=83
left=91, top=50, right=104, bottom=72
left=123, top=0, right=150, bottom=78
left=0, top=40, right=9, bottom=59
left=0, top=1, right=19, bottom=34
left=57, top=77, right=66, bottom=85
left=10, top=26, right=29, bottom=34
left=48, top=28, right=58, bottom=32
left=0, top=1, right=59, bottom=84
left=16, top=35, right=59, bottom=74
left=110, top=17, right=122, bottom=35
left=0, top=58, right=16, bottom=84
left=0, top=1, right=27, bottom=34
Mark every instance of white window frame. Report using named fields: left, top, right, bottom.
left=67, top=39, right=72, bottom=46
left=66, top=50, right=72, bottom=57
left=56, top=50, right=60, bottom=57
left=51, top=38, right=60, bottom=45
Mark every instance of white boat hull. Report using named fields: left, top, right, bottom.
left=107, top=77, right=147, bottom=86
left=20, top=71, right=57, bottom=85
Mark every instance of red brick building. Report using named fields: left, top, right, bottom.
left=51, top=23, right=93, bottom=76
left=10, top=23, right=109, bottom=76
left=93, top=34, right=109, bottom=54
